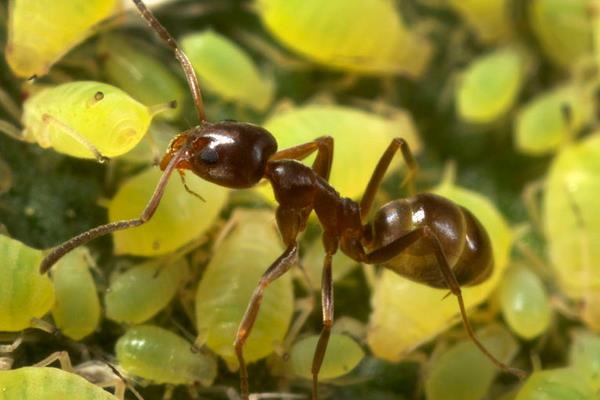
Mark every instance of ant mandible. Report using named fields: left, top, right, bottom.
left=40, top=0, right=527, bottom=398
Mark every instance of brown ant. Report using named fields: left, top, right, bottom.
left=40, top=0, right=527, bottom=398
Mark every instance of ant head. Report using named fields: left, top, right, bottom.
left=160, top=121, right=277, bottom=188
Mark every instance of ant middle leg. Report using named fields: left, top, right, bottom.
left=359, top=137, right=417, bottom=223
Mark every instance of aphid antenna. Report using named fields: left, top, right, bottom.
left=40, top=144, right=188, bottom=274
left=130, top=0, right=207, bottom=122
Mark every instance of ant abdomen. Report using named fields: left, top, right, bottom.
left=368, top=193, right=493, bottom=288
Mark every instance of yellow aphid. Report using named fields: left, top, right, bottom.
left=181, top=31, right=275, bottom=112
left=22, top=81, right=153, bottom=160
left=108, top=167, right=228, bottom=256
left=0, top=235, right=55, bottom=332
left=259, top=104, right=420, bottom=202
left=6, top=0, right=118, bottom=78
left=256, top=0, right=432, bottom=77
left=367, top=180, right=512, bottom=361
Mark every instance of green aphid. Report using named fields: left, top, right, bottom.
left=108, top=166, right=228, bottom=257
left=425, top=325, right=519, bottom=400
left=105, top=257, right=188, bottom=324
left=116, top=325, right=217, bottom=387
left=195, top=209, right=294, bottom=370
left=499, top=264, right=552, bottom=340
left=6, top=0, right=118, bottom=78
left=456, top=47, right=526, bottom=124
left=0, top=235, right=54, bottom=332
left=289, top=334, right=364, bottom=380
left=21, top=81, right=154, bottom=160
left=515, top=367, right=595, bottom=400
left=50, top=247, right=101, bottom=340
left=181, top=30, right=275, bottom=112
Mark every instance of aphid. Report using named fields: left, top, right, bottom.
left=543, top=133, right=600, bottom=330
left=514, top=367, right=594, bottom=400
left=5, top=0, right=118, bottom=78
left=101, top=35, right=185, bottom=121
left=40, top=1, right=525, bottom=398
left=288, top=334, right=364, bottom=381
left=115, top=325, right=217, bottom=388
left=181, top=30, right=275, bottom=112
left=50, top=247, right=101, bottom=340
left=425, top=325, right=518, bottom=400
left=0, top=351, right=123, bottom=400
left=528, top=0, right=593, bottom=69
left=498, top=264, right=552, bottom=340
left=455, top=46, right=526, bottom=124
left=515, top=84, right=594, bottom=155
left=107, top=166, right=228, bottom=256
left=569, top=330, right=600, bottom=388
left=0, top=234, right=54, bottom=332
left=255, top=0, right=432, bottom=77
left=195, top=209, right=293, bottom=370
left=105, top=256, right=188, bottom=324
left=260, top=104, right=420, bottom=201
left=367, top=176, right=512, bottom=364
left=3, top=81, right=158, bottom=161
left=447, top=0, right=511, bottom=44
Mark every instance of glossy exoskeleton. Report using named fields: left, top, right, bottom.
left=39, top=1, right=526, bottom=399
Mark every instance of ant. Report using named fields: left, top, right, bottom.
left=40, top=0, right=527, bottom=398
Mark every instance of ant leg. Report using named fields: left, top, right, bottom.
left=40, top=114, right=109, bottom=163
left=234, top=244, right=299, bottom=400
left=39, top=148, right=185, bottom=273
left=130, top=0, right=206, bottom=122
left=270, top=136, right=334, bottom=181
left=422, top=228, right=527, bottom=379
left=310, top=246, right=335, bottom=400
left=359, top=138, right=417, bottom=223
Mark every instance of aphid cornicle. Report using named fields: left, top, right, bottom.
left=39, top=1, right=526, bottom=399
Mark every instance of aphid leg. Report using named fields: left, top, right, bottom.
left=178, top=170, right=205, bottom=201
left=130, top=0, right=207, bottom=122
left=0, top=119, right=25, bottom=142
left=310, top=244, right=336, bottom=400
left=33, top=350, right=74, bottom=371
left=40, top=147, right=185, bottom=273
left=522, top=179, right=545, bottom=234
left=359, top=138, right=417, bottom=223
left=0, top=335, right=23, bottom=354
left=234, top=244, right=299, bottom=400
left=270, top=136, right=334, bottom=181
left=40, top=114, right=108, bottom=163
left=422, top=227, right=528, bottom=379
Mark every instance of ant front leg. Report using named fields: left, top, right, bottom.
left=360, top=138, right=417, bottom=223
left=270, top=136, right=334, bottom=180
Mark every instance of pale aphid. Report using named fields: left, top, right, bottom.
left=367, top=176, right=512, bottom=361
left=101, top=35, right=185, bottom=121
left=425, top=325, right=519, bottom=400
left=456, top=46, right=527, bottom=124
left=498, top=264, right=552, bottom=340
left=0, top=235, right=54, bottom=332
left=569, top=330, right=600, bottom=388
left=107, top=166, right=228, bottom=256
left=514, top=367, right=595, bottom=400
left=115, top=325, right=217, bottom=387
left=288, top=334, right=364, bottom=380
left=105, top=257, right=188, bottom=324
left=255, top=0, right=432, bottom=77
left=181, top=30, right=275, bottom=112
left=194, top=209, right=294, bottom=370
left=6, top=0, right=118, bottom=78
left=543, top=133, right=600, bottom=330
left=50, top=247, right=101, bottom=340
left=20, top=81, right=156, bottom=160
left=515, top=84, right=594, bottom=155
left=258, top=103, right=420, bottom=202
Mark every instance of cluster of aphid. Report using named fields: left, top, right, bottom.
left=1, top=0, right=600, bottom=399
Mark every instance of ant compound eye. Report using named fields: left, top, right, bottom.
left=199, top=147, right=219, bottom=164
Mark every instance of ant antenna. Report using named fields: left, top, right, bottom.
left=130, top=0, right=207, bottom=122
left=40, top=146, right=187, bottom=274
